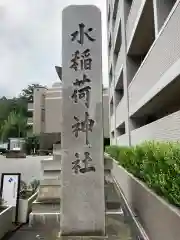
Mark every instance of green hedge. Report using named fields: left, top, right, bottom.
left=106, top=141, right=180, bottom=207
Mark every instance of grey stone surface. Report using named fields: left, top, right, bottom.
left=32, top=201, right=60, bottom=213
left=30, top=152, right=61, bottom=223
left=6, top=215, right=133, bottom=240
left=43, top=171, right=61, bottom=180
left=53, top=143, right=61, bottom=153
left=40, top=179, right=60, bottom=186
left=104, top=158, right=113, bottom=171
left=36, top=185, right=61, bottom=202
left=61, top=5, right=105, bottom=236
left=41, top=159, right=61, bottom=171
left=53, top=154, right=62, bottom=161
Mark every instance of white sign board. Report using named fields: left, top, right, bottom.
left=1, top=174, right=20, bottom=207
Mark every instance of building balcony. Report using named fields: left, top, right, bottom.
left=27, top=117, right=33, bottom=126
left=116, top=97, right=125, bottom=128
left=27, top=102, right=33, bottom=112
left=113, top=0, right=122, bottom=48
left=114, top=46, right=123, bottom=86
left=128, top=2, right=180, bottom=116
left=131, top=110, right=180, bottom=145
left=126, top=0, right=146, bottom=51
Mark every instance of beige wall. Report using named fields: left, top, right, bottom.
left=33, top=87, right=46, bottom=134
left=45, top=97, right=62, bottom=133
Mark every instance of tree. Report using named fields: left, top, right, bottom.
left=0, top=83, right=44, bottom=141
left=0, top=111, right=27, bottom=141
left=20, top=83, right=44, bottom=102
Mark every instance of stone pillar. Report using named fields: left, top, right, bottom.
left=61, top=5, right=105, bottom=236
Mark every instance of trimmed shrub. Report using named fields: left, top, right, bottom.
left=106, top=141, right=180, bottom=207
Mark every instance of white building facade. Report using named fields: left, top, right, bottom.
left=107, top=0, right=180, bottom=146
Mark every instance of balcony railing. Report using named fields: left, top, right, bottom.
left=131, top=110, right=180, bottom=145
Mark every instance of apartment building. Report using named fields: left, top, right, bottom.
left=28, top=82, right=109, bottom=150
left=107, top=0, right=180, bottom=146
left=27, top=82, right=62, bottom=150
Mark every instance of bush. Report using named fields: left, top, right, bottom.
left=106, top=141, right=180, bottom=207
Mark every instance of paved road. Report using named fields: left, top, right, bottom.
left=0, top=155, right=44, bottom=185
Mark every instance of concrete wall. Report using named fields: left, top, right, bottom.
left=112, top=160, right=180, bottom=240
left=0, top=206, right=13, bottom=239
left=45, top=91, right=62, bottom=134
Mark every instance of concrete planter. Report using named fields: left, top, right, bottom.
left=0, top=206, right=13, bottom=239
left=110, top=157, right=180, bottom=240
left=18, top=191, right=38, bottom=223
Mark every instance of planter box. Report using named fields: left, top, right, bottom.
left=110, top=157, right=180, bottom=240
left=18, top=191, right=38, bottom=223
left=0, top=206, right=13, bottom=239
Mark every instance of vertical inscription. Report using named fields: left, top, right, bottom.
left=69, top=24, right=96, bottom=173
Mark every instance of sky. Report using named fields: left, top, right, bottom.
left=0, top=0, right=108, bottom=98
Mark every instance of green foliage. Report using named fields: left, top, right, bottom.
left=0, top=111, right=27, bottom=141
left=25, top=135, right=40, bottom=154
left=19, top=179, right=40, bottom=199
left=19, top=83, right=44, bottom=102
left=0, top=83, right=43, bottom=141
left=106, top=141, right=180, bottom=207
left=29, top=179, right=40, bottom=193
